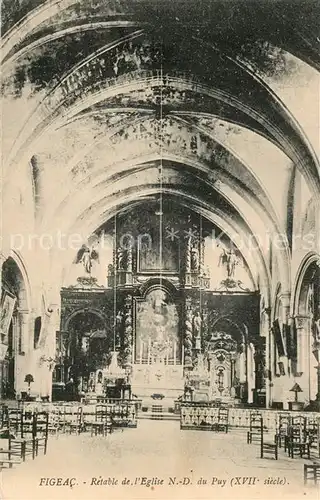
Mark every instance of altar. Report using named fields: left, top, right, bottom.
left=131, top=362, right=184, bottom=399
left=57, top=203, right=262, bottom=407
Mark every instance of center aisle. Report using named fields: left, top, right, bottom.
left=1, top=420, right=317, bottom=500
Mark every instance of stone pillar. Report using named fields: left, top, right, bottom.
left=123, top=296, right=133, bottom=368
left=184, top=299, right=193, bottom=368
left=294, top=315, right=310, bottom=374
left=294, top=315, right=311, bottom=403
left=38, top=304, right=60, bottom=401
left=261, top=308, right=271, bottom=407
left=0, top=252, right=8, bottom=358
left=18, top=309, right=30, bottom=355
left=247, top=342, right=255, bottom=404
left=280, top=293, right=291, bottom=375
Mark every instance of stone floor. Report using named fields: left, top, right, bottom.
left=0, top=420, right=318, bottom=500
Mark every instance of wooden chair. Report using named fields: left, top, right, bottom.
left=0, top=450, right=22, bottom=469
left=260, top=419, right=278, bottom=460
left=306, top=419, right=320, bottom=458
left=90, top=405, right=109, bottom=436
left=34, top=411, right=49, bottom=457
left=247, top=411, right=263, bottom=444
left=212, top=407, right=229, bottom=433
left=64, top=406, right=83, bottom=434
left=8, top=410, right=37, bottom=461
left=47, top=407, right=61, bottom=437
left=91, top=404, right=112, bottom=436
left=304, top=462, right=320, bottom=485
left=276, top=413, right=291, bottom=448
left=286, top=424, right=311, bottom=459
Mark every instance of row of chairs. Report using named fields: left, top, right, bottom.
left=47, top=404, right=130, bottom=436
left=0, top=407, right=49, bottom=468
left=246, top=411, right=320, bottom=484
left=277, top=414, right=320, bottom=459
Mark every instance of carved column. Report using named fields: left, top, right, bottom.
left=185, top=237, right=192, bottom=287
left=123, top=296, right=133, bottom=368
left=125, top=245, right=133, bottom=286
left=184, top=299, right=193, bottom=368
left=200, top=236, right=205, bottom=276
left=127, top=244, right=132, bottom=273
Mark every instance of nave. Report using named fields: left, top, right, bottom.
left=0, top=419, right=318, bottom=500
left=1, top=2, right=320, bottom=499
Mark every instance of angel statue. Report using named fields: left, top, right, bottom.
left=218, top=247, right=238, bottom=279
left=74, top=244, right=99, bottom=274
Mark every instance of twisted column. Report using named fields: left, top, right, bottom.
left=127, top=244, right=133, bottom=273
left=123, top=296, right=133, bottom=367
left=200, top=236, right=205, bottom=276
left=186, top=237, right=191, bottom=273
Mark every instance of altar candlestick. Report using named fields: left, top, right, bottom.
left=182, top=345, right=185, bottom=366
left=140, top=341, right=143, bottom=364
left=173, top=342, right=176, bottom=365
left=148, top=338, right=151, bottom=365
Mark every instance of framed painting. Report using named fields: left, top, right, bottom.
left=0, top=291, right=16, bottom=343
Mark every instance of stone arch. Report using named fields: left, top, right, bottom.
left=208, top=315, right=246, bottom=346
left=139, top=278, right=178, bottom=302
left=64, top=308, right=107, bottom=332
left=1, top=255, right=31, bottom=398
left=292, top=252, right=320, bottom=317
left=290, top=253, right=320, bottom=406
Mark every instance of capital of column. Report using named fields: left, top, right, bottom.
left=294, top=315, right=310, bottom=330
left=279, top=292, right=291, bottom=309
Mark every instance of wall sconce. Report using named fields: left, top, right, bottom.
left=24, top=373, right=34, bottom=394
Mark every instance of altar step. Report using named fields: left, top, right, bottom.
left=139, top=410, right=180, bottom=421
left=138, top=403, right=180, bottom=421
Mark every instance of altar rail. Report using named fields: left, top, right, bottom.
left=18, top=401, right=139, bottom=429
left=180, top=403, right=320, bottom=431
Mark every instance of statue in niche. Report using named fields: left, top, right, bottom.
left=74, top=244, right=99, bottom=274
left=117, top=247, right=127, bottom=270
left=191, top=245, right=199, bottom=271
left=219, top=247, right=238, bottom=279
left=193, top=311, right=202, bottom=339
left=81, top=337, right=90, bottom=353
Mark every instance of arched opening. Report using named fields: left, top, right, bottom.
left=0, top=257, right=29, bottom=399
left=54, top=310, right=114, bottom=399
left=293, top=257, right=320, bottom=409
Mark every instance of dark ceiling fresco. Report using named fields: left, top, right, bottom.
left=2, top=1, right=319, bottom=260
left=2, top=0, right=320, bottom=97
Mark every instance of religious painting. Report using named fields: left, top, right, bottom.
left=138, top=229, right=179, bottom=273
left=135, top=289, right=180, bottom=364
left=0, top=291, right=16, bottom=344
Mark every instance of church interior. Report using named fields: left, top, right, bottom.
left=0, top=0, right=320, bottom=496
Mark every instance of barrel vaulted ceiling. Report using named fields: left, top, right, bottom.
left=1, top=0, right=320, bottom=296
